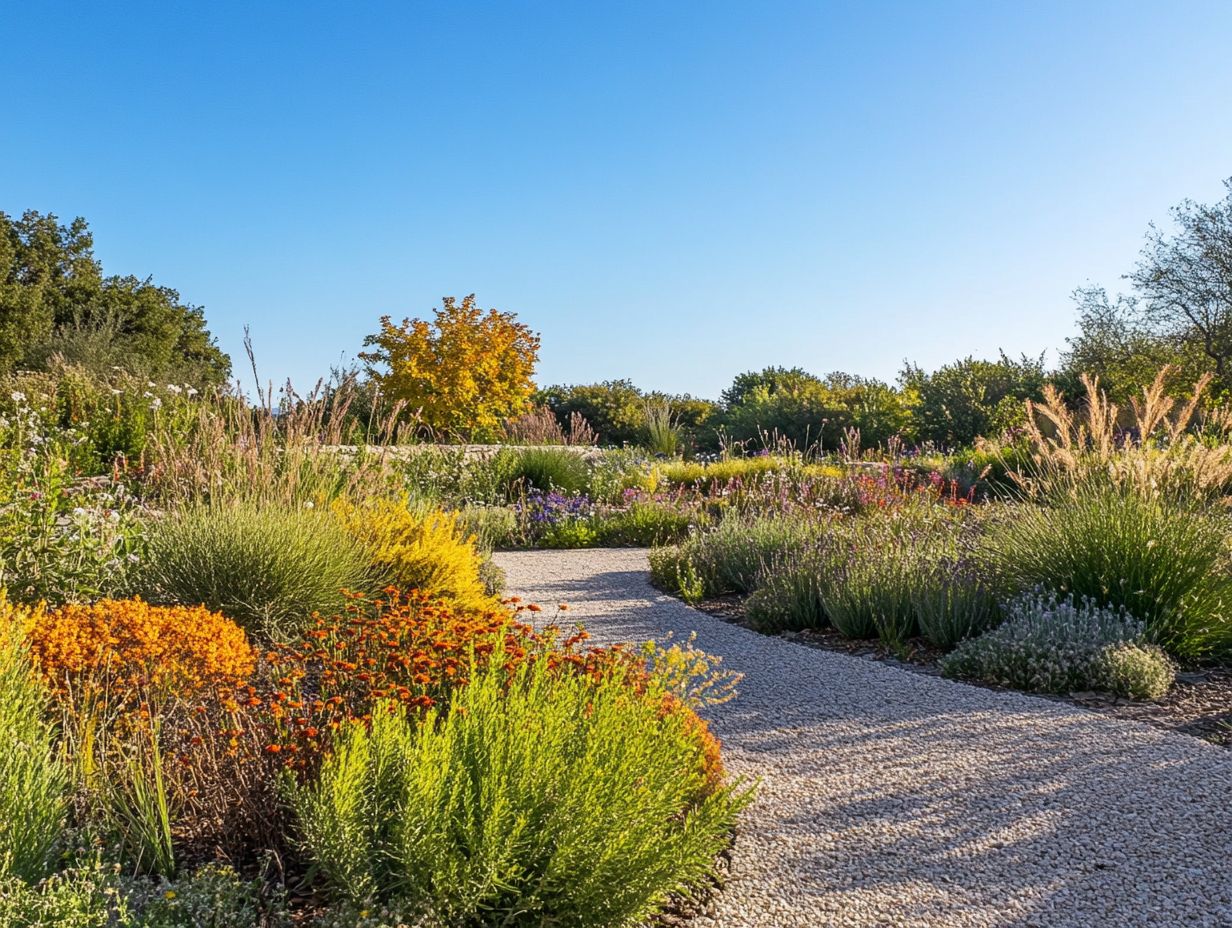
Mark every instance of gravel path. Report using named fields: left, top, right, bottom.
left=494, top=548, right=1232, bottom=928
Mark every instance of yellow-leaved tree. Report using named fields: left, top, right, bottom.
left=360, top=294, right=540, bottom=440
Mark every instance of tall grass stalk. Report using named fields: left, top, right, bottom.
left=0, top=610, right=68, bottom=883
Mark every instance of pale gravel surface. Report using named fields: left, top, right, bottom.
left=494, top=548, right=1232, bottom=928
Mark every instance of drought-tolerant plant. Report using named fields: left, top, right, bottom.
left=745, top=547, right=832, bottom=633
left=661, top=511, right=830, bottom=597
left=0, top=600, right=68, bottom=884
left=0, top=858, right=287, bottom=928
left=643, top=398, right=684, bottom=456
left=910, top=555, right=1002, bottom=649
left=940, top=591, right=1175, bottom=699
left=331, top=497, right=495, bottom=614
left=134, top=503, right=373, bottom=639
left=594, top=499, right=698, bottom=547
left=287, top=649, right=747, bottom=926
left=983, top=483, right=1232, bottom=659
left=496, top=446, right=592, bottom=496
left=1016, top=368, right=1232, bottom=504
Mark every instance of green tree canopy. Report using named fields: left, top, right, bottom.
left=899, top=354, right=1046, bottom=447
left=0, top=210, right=230, bottom=386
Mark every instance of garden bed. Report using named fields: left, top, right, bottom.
left=693, top=592, right=1232, bottom=746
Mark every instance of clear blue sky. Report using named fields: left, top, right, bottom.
left=5, top=1, right=1231, bottom=399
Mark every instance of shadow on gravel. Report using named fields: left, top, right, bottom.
left=501, top=555, right=1232, bottom=926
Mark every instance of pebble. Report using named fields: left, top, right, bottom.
left=496, top=548, right=1232, bottom=928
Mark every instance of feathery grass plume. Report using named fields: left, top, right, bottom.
left=1016, top=367, right=1232, bottom=503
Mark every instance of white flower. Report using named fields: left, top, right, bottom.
left=149, top=396, right=163, bottom=410
left=10, top=391, right=25, bottom=404
left=186, top=387, right=199, bottom=397
left=111, top=388, right=122, bottom=396
left=167, top=384, right=183, bottom=394
left=303, top=501, right=315, bottom=509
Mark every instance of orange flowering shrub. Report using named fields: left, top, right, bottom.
left=28, top=598, right=255, bottom=706
left=254, top=590, right=589, bottom=764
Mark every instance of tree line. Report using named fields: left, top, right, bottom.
left=5, top=176, right=1231, bottom=449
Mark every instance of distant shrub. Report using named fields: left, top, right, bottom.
left=134, top=503, right=373, bottom=639
left=595, top=501, right=697, bottom=547
left=331, top=497, right=495, bottom=614
left=286, top=651, right=746, bottom=926
left=664, top=512, right=829, bottom=597
left=983, top=484, right=1232, bottom=659
left=940, top=591, right=1175, bottom=699
left=496, top=446, right=591, bottom=497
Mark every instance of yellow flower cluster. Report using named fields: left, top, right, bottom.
left=332, top=497, right=496, bottom=614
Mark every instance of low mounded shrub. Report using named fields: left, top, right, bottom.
left=27, top=599, right=255, bottom=707
left=287, top=650, right=747, bottom=926
left=331, top=497, right=496, bottom=614
left=940, top=591, right=1175, bottom=699
left=983, top=484, right=1232, bottom=659
left=496, top=446, right=592, bottom=497
left=134, top=503, right=374, bottom=639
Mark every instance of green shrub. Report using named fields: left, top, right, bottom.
left=0, top=860, right=286, bottom=928
left=287, top=654, right=747, bottom=926
left=594, top=501, right=698, bottom=547
left=664, top=512, right=829, bottom=597
left=983, top=484, right=1232, bottom=659
left=940, top=591, right=1175, bottom=699
left=745, top=548, right=831, bottom=633
left=495, top=447, right=591, bottom=497
left=910, top=556, right=1002, bottom=649
left=457, top=504, right=518, bottom=551
left=0, top=609, right=68, bottom=883
left=133, top=503, right=373, bottom=639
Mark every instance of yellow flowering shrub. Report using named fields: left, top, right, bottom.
left=28, top=599, right=255, bottom=704
left=0, top=591, right=42, bottom=642
left=332, top=498, right=496, bottom=614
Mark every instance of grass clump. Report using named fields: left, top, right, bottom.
left=745, top=547, right=831, bottom=633
left=940, top=591, right=1175, bottom=699
left=983, top=484, right=1232, bottom=659
left=134, top=503, right=373, bottom=639
left=656, top=512, right=829, bottom=598
left=287, top=651, right=747, bottom=927
left=495, top=446, right=592, bottom=497
left=910, top=555, right=1003, bottom=649
left=0, top=598, right=68, bottom=884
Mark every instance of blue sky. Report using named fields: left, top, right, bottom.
left=4, top=1, right=1231, bottom=398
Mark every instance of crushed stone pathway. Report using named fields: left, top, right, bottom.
left=494, top=548, right=1232, bottom=928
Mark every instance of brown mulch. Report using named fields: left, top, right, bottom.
left=693, top=594, right=1232, bottom=747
